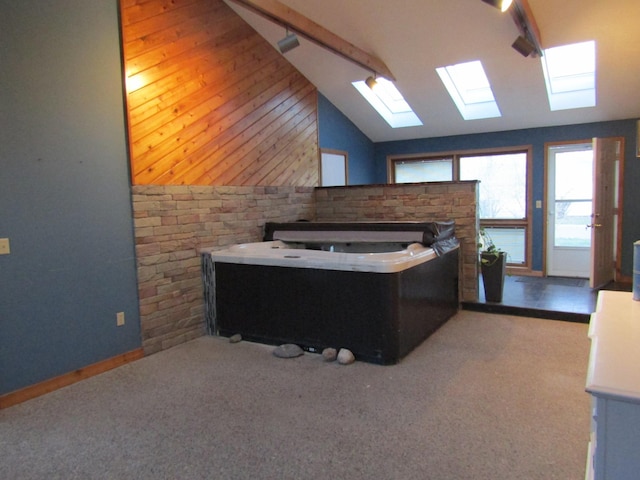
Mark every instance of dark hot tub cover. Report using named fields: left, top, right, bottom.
left=263, top=220, right=458, bottom=255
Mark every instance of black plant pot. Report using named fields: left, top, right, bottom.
left=481, top=251, right=506, bottom=303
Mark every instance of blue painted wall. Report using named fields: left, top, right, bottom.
left=317, top=94, right=638, bottom=276
left=0, top=1, right=141, bottom=395
left=1, top=2, right=636, bottom=397
left=318, top=93, right=375, bottom=185
left=374, top=120, right=640, bottom=274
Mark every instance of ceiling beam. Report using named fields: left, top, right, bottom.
left=510, top=0, right=543, bottom=56
left=226, top=0, right=396, bottom=80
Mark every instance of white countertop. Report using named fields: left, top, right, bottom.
left=586, top=291, right=640, bottom=402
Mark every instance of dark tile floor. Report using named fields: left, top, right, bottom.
left=463, top=275, right=632, bottom=323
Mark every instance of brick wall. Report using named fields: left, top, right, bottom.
left=132, top=182, right=477, bottom=355
left=132, top=185, right=315, bottom=354
left=315, top=182, right=479, bottom=302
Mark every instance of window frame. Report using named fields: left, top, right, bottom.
left=320, top=148, right=349, bottom=186
left=390, top=155, right=454, bottom=184
left=388, top=146, right=533, bottom=273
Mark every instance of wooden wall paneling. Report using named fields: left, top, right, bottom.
left=127, top=36, right=268, bottom=129
left=150, top=66, right=308, bottom=185
left=130, top=52, right=287, bottom=177
left=239, top=114, right=318, bottom=186
left=263, top=121, right=319, bottom=186
left=202, top=81, right=316, bottom=185
left=247, top=111, right=318, bottom=186
left=129, top=48, right=285, bottom=174
left=125, top=17, right=259, bottom=89
left=136, top=58, right=298, bottom=185
left=121, top=0, right=205, bottom=27
left=122, top=1, right=226, bottom=56
left=238, top=95, right=318, bottom=186
left=125, top=10, right=242, bottom=79
left=129, top=57, right=297, bottom=182
left=120, top=0, right=320, bottom=187
left=126, top=31, right=264, bottom=124
left=124, top=6, right=230, bottom=63
left=270, top=119, right=319, bottom=186
left=125, top=21, right=252, bottom=121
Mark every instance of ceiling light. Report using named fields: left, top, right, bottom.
left=481, top=0, right=513, bottom=12
left=365, top=76, right=378, bottom=90
left=277, top=28, right=299, bottom=54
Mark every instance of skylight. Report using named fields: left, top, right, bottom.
left=436, top=60, right=501, bottom=120
left=352, top=78, right=423, bottom=128
left=541, top=40, right=596, bottom=111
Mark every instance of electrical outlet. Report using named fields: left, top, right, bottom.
left=0, top=238, right=10, bottom=255
left=116, top=312, right=125, bottom=327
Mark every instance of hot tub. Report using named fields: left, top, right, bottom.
left=201, top=221, right=459, bottom=364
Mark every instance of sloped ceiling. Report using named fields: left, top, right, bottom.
left=225, top=0, right=640, bottom=142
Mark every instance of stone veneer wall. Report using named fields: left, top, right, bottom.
left=132, top=185, right=315, bottom=354
left=315, top=182, right=479, bottom=302
left=132, top=182, right=477, bottom=354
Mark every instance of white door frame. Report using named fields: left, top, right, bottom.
left=544, top=138, right=623, bottom=282
left=546, top=143, right=592, bottom=278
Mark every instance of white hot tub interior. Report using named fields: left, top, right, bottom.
left=211, top=240, right=437, bottom=273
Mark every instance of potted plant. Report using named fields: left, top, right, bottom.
left=478, top=228, right=507, bottom=303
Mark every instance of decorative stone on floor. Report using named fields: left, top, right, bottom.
left=273, top=343, right=304, bottom=358
left=337, top=348, right=355, bottom=365
left=229, top=334, right=242, bottom=343
left=322, top=348, right=337, bottom=362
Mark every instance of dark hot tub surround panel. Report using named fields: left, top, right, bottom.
left=213, top=249, right=458, bottom=364
left=203, top=221, right=460, bottom=365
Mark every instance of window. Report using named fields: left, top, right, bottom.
left=320, top=149, right=348, bottom=186
left=389, top=147, right=532, bottom=269
left=459, top=153, right=527, bottom=219
left=352, top=78, right=423, bottom=128
left=480, top=227, right=526, bottom=265
left=394, top=157, right=453, bottom=183
left=541, top=40, right=596, bottom=111
left=435, top=60, right=501, bottom=120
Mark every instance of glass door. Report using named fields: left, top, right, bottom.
left=546, top=144, right=593, bottom=277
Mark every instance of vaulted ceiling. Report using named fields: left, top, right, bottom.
left=225, top=0, right=640, bottom=142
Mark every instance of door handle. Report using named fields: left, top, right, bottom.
left=586, top=223, right=602, bottom=229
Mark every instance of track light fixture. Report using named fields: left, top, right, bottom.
left=365, top=75, right=378, bottom=91
left=228, top=0, right=395, bottom=80
left=510, top=1, right=543, bottom=57
left=481, top=0, right=513, bottom=12
left=277, top=27, right=299, bottom=54
left=511, top=35, right=536, bottom=57
left=483, top=0, right=543, bottom=58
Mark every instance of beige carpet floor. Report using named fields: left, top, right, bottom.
left=0, top=310, right=591, bottom=479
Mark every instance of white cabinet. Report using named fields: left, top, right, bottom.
left=585, top=291, right=640, bottom=479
